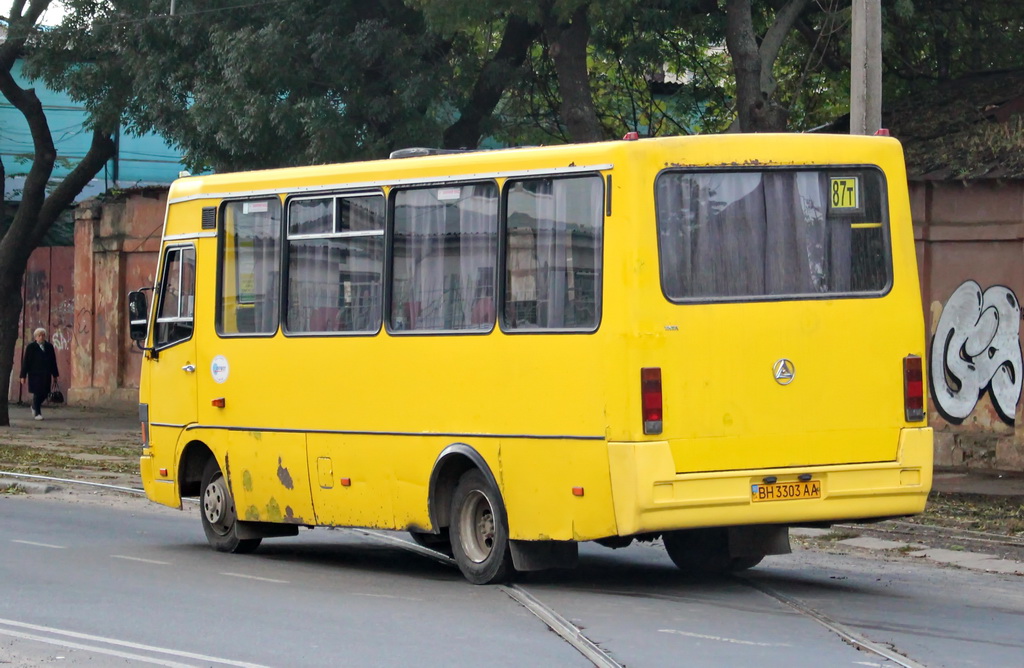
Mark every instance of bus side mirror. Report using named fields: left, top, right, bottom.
left=128, top=290, right=149, bottom=343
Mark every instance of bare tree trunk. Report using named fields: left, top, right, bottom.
left=545, top=3, right=604, bottom=142
left=725, top=0, right=811, bottom=132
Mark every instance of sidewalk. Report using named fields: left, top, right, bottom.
left=1, top=404, right=1021, bottom=575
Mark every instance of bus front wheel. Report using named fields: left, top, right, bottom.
left=449, top=469, right=513, bottom=584
left=200, top=458, right=261, bottom=554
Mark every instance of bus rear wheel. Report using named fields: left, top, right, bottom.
left=449, top=469, right=513, bottom=585
left=663, top=529, right=761, bottom=575
left=200, top=458, right=261, bottom=554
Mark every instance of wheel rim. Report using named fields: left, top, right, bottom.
left=203, top=473, right=234, bottom=537
left=458, top=489, right=496, bottom=563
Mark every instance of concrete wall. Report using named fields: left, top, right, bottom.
left=913, top=179, right=1024, bottom=471
left=70, top=189, right=164, bottom=407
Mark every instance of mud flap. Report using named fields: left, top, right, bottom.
left=509, top=540, right=579, bottom=572
left=727, top=525, right=791, bottom=558
left=236, top=521, right=300, bottom=540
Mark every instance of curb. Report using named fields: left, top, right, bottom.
left=792, top=527, right=1024, bottom=576
left=0, top=477, right=62, bottom=494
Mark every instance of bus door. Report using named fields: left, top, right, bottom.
left=148, top=245, right=198, bottom=444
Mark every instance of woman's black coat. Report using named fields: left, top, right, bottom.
left=20, top=340, right=59, bottom=395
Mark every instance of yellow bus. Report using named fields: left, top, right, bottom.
left=129, top=133, right=932, bottom=584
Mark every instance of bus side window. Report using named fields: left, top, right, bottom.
left=286, top=194, right=385, bottom=334
left=154, top=246, right=196, bottom=348
left=389, top=183, right=498, bottom=332
left=218, top=199, right=282, bottom=336
left=503, top=175, right=603, bottom=331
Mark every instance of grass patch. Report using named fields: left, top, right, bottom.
left=916, top=491, right=1024, bottom=536
left=0, top=443, right=139, bottom=476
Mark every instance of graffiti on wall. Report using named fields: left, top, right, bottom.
left=930, top=281, right=1023, bottom=424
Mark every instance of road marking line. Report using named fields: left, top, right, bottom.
left=0, top=617, right=269, bottom=667
left=658, top=629, right=791, bottom=647
left=11, top=539, right=65, bottom=549
left=221, top=572, right=289, bottom=584
left=0, top=628, right=194, bottom=667
left=112, top=554, right=171, bottom=565
left=348, top=592, right=424, bottom=601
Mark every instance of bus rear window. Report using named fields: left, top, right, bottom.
left=655, top=169, right=890, bottom=301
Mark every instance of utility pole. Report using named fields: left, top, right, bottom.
left=850, top=0, right=882, bottom=135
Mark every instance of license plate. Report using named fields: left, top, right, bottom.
left=751, top=480, right=821, bottom=503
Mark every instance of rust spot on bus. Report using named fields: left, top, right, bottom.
left=277, top=457, right=294, bottom=489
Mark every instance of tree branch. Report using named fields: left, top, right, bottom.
left=36, top=129, right=116, bottom=244
left=442, top=15, right=542, bottom=149
left=759, top=0, right=813, bottom=95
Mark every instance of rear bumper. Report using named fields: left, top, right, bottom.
left=607, top=427, right=932, bottom=536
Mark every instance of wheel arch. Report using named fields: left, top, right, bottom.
left=427, top=443, right=502, bottom=533
left=178, top=439, right=216, bottom=498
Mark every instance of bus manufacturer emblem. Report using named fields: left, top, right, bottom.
left=773, top=359, right=795, bottom=385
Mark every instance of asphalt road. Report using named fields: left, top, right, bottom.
left=2, top=493, right=1022, bottom=667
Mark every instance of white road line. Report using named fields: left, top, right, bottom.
left=221, top=572, right=289, bottom=584
left=0, top=627, right=194, bottom=667
left=348, top=592, right=424, bottom=602
left=658, top=629, right=792, bottom=647
left=11, top=539, right=65, bottom=549
left=0, top=617, right=270, bottom=667
left=112, top=554, right=171, bottom=565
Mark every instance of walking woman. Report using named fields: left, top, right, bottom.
left=19, top=328, right=59, bottom=421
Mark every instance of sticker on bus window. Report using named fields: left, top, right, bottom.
left=437, top=187, right=462, bottom=201
left=828, top=176, right=862, bottom=214
left=243, top=201, right=269, bottom=214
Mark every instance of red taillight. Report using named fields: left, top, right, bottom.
left=904, top=355, right=924, bottom=422
left=641, top=367, right=663, bottom=435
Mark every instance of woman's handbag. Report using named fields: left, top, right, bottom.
left=48, top=380, right=65, bottom=404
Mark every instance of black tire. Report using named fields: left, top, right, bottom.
left=409, top=529, right=453, bottom=557
left=200, top=458, right=261, bottom=554
left=664, top=528, right=756, bottom=576
left=449, top=469, right=513, bottom=584
left=729, top=555, right=764, bottom=572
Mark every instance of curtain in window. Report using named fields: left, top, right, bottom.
left=658, top=172, right=854, bottom=300
left=505, top=176, right=602, bottom=329
left=391, top=184, right=497, bottom=331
